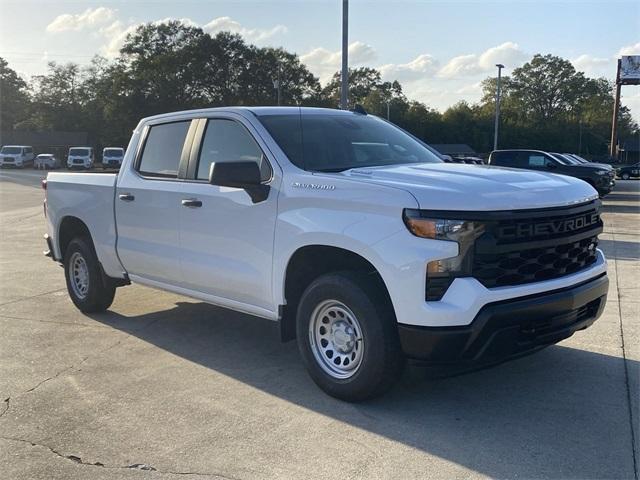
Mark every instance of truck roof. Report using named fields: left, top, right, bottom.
left=139, top=106, right=359, bottom=124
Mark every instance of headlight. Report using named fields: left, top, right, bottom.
left=403, top=209, right=485, bottom=300
left=595, top=170, right=607, bottom=176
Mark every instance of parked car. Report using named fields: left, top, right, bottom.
left=561, top=153, right=614, bottom=171
left=0, top=145, right=35, bottom=168
left=44, top=107, right=608, bottom=401
left=102, top=147, right=125, bottom=168
left=67, top=147, right=94, bottom=170
left=616, top=162, right=640, bottom=180
left=34, top=154, right=61, bottom=170
left=489, top=149, right=615, bottom=196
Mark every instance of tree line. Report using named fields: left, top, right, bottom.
left=1, top=20, right=637, bottom=157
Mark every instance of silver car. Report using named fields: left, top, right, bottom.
left=35, top=154, right=61, bottom=170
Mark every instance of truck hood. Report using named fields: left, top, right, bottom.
left=339, top=163, right=598, bottom=211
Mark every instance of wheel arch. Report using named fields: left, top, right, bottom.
left=57, top=216, right=94, bottom=262
left=279, top=245, right=394, bottom=342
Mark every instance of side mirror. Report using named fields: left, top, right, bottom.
left=209, top=161, right=269, bottom=203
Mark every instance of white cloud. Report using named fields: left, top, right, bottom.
left=455, top=81, right=483, bottom=95
left=618, top=42, right=640, bottom=56
left=437, top=53, right=479, bottom=78
left=438, top=42, right=527, bottom=78
left=99, top=21, right=139, bottom=58
left=47, top=7, right=116, bottom=33
left=203, top=16, right=287, bottom=42
left=301, top=41, right=377, bottom=82
left=622, top=91, right=640, bottom=124
left=478, top=42, right=527, bottom=70
left=572, top=54, right=613, bottom=75
left=93, top=15, right=286, bottom=58
left=379, top=54, right=438, bottom=82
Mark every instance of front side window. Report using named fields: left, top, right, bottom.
left=258, top=112, right=442, bottom=172
left=196, top=119, right=269, bottom=181
left=138, top=121, right=190, bottom=178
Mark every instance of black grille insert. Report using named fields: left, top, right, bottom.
left=472, top=202, right=602, bottom=288
left=474, top=236, right=599, bottom=288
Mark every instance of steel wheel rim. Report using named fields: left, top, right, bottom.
left=69, top=252, right=89, bottom=299
left=309, top=300, right=364, bottom=379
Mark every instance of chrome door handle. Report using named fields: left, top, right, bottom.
left=118, top=193, right=135, bottom=202
left=181, top=198, right=202, bottom=208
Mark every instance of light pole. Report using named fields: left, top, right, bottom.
left=493, top=63, right=504, bottom=151
left=386, top=99, right=390, bottom=120
left=272, top=64, right=281, bottom=106
left=340, top=0, right=349, bottom=109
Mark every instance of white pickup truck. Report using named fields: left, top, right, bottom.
left=43, top=107, right=608, bottom=401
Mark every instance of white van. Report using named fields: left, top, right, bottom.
left=0, top=145, right=35, bottom=168
left=67, top=147, right=94, bottom=170
left=102, top=147, right=125, bottom=168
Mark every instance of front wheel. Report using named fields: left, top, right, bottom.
left=621, top=172, right=630, bottom=180
left=64, top=237, right=115, bottom=313
left=296, top=272, right=404, bottom=402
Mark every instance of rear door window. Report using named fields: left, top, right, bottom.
left=492, top=151, right=523, bottom=166
left=528, top=154, right=548, bottom=167
left=138, top=121, right=191, bottom=178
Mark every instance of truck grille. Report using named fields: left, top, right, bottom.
left=474, top=236, right=598, bottom=288
left=472, top=201, right=602, bottom=289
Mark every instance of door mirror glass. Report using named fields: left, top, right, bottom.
left=209, top=161, right=269, bottom=203
left=208, top=161, right=262, bottom=188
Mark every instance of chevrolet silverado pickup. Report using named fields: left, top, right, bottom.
left=43, top=107, right=609, bottom=401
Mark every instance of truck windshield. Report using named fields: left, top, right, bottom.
left=258, top=112, right=442, bottom=172
left=103, top=149, right=123, bottom=157
left=1, top=147, right=22, bottom=154
left=69, top=148, right=90, bottom=156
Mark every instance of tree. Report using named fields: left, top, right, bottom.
left=0, top=57, right=31, bottom=130
left=509, top=54, right=586, bottom=121
left=29, top=62, right=87, bottom=131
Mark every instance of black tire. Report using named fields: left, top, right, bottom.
left=621, top=172, right=630, bottom=180
left=296, top=271, right=405, bottom=402
left=64, top=237, right=116, bottom=313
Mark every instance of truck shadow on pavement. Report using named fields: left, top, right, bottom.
left=598, top=238, right=640, bottom=260
left=88, top=302, right=637, bottom=479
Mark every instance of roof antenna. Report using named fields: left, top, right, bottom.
left=351, top=104, right=367, bottom=115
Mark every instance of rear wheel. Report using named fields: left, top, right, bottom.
left=64, top=237, right=115, bottom=312
left=296, top=271, right=404, bottom=401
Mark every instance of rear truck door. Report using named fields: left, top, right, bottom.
left=115, top=119, right=198, bottom=285
left=177, top=115, right=279, bottom=313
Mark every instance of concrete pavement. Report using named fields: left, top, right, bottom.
left=0, top=170, right=638, bottom=479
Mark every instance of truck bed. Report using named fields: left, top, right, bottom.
left=46, top=172, right=124, bottom=278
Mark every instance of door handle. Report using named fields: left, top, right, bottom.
left=181, top=198, right=202, bottom=208
left=118, top=193, right=135, bottom=202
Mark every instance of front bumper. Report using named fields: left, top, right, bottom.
left=398, top=273, right=608, bottom=364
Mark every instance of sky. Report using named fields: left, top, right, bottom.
left=1, top=0, right=639, bottom=119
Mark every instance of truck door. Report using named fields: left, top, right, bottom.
left=177, top=116, right=279, bottom=315
left=115, top=120, right=195, bottom=286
